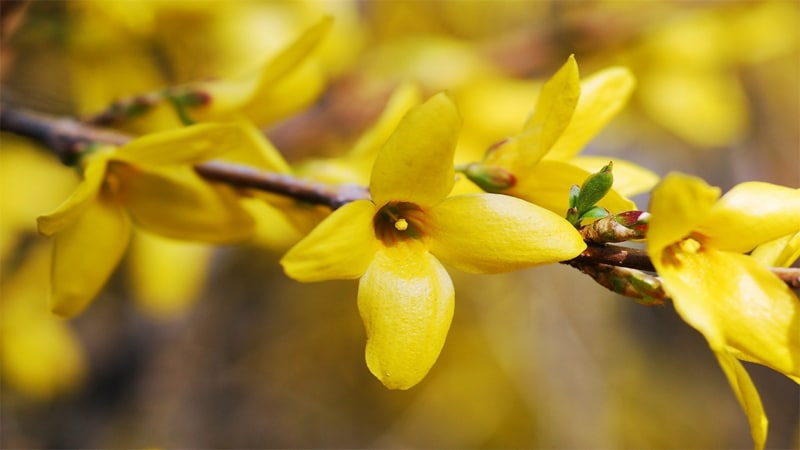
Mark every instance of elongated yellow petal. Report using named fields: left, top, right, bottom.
left=38, top=155, right=108, bottom=236
left=349, top=82, right=422, bottom=160
left=570, top=156, right=659, bottom=197
left=655, top=248, right=799, bottom=379
left=358, top=242, right=454, bottom=389
left=546, top=67, right=635, bottom=161
left=50, top=197, right=131, bottom=317
left=128, top=231, right=212, bottom=319
left=647, top=172, right=720, bottom=255
left=714, top=351, right=768, bottom=450
left=218, top=121, right=292, bottom=173
left=249, top=16, right=333, bottom=102
left=427, top=194, right=585, bottom=273
left=280, top=200, right=377, bottom=282
left=750, top=232, right=800, bottom=268
left=111, top=163, right=254, bottom=243
left=699, top=182, right=800, bottom=253
left=370, top=92, right=461, bottom=207
left=518, top=54, right=580, bottom=167
left=508, top=160, right=635, bottom=214
left=114, top=123, right=252, bottom=166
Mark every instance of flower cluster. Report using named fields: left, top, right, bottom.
left=2, top=6, right=798, bottom=448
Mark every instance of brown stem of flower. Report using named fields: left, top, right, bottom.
left=2, top=102, right=799, bottom=295
left=195, top=161, right=369, bottom=209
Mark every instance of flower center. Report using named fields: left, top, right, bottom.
left=374, top=201, right=426, bottom=246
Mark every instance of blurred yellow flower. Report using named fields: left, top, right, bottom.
left=281, top=92, right=586, bottom=389
left=1, top=243, right=86, bottom=400
left=37, top=123, right=257, bottom=317
left=647, top=173, right=800, bottom=449
left=477, top=55, right=658, bottom=214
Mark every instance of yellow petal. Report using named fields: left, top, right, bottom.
left=358, top=242, right=454, bottom=390
left=639, top=70, right=748, bottom=147
left=713, top=351, right=768, bottom=450
left=114, top=123, right=254, bottom=166
left=218, top=121, right=292, bottom=173
left=280, top=200, right=377, bottom=282
left=111, top=163, right=254, bottom=243
left=427, top=194, right=586, bottom=273
left=517, top=54, right=580, bottom=167
left=50, top=197, right=131, bottom=317
left=190, top=16, right=333, bottom=124
left=547, top=66, right=636, bottom=161
left=647, top=172, right=720, bottom=255
left=248, top=16, right=333, bottom=103
left=38, top=155, right=109, bottom=236
left=699, top=182, right=800, bottom=253
left=349, top=81, right=422, bottom=160
left=570, top=156, right=659, bottom=197
left=370, top=92, right=461, bottom=207
left=1, top=243, right=86, bottom=399
left=128, top=231, right=212, bottom=319
left=750, top=232, right=800, bottom=268
left=655, top=248, right=799, bottom=379
left=508, top=160, right=635, bottom=214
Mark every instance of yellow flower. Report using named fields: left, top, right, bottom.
left=37, top=123, right=257, bottom=317
left=281, top=92, right=586, bottom=389
left=480, top=55, right=658, bottom=214
left=647, top=173, right=800, bottom=449
left=1, top=243, right=87, bottom=400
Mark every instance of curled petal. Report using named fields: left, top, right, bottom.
left=647, top=172, right=720, bottom=255
left=428, top=194, right=586, bottom=273
left=114, top=123, right=254, bottom=165
left=546, top=66, right=635, bottom=161
left=50, top=197, right=131, bottom=317
left=714, top=351, right=768, bottom=450
left=508, top=160, right=635, bottom=214
left=750, top=232, right=800, bottom=268
left=280, top=200, right=377, bottom=282
left=517, top=54, right=580, bottom=167
left=38, top=155, right=108, bottom=236
left=699, top=182, right=800, bottom=253
left=655, top=248, right=799, bottom=380
left=111, top=163, right=254, bottom=243
left=358, top=242, right=454, bottom=389
left=370, top=92, right=461, bottom=207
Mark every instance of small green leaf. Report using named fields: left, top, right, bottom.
left=579, top=205, right=610, bottom=221
left=574, top=161, right=613, bottom=214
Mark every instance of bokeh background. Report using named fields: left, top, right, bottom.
left=1, top=1, right=798, bottom=448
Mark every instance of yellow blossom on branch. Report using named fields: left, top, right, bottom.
left=647, top=173, right=800, bottom=449
left=280, top=92, right=586, bottom=390
left=37, top=123, right=257, bottom=317
left=474, top=55, right=658, bottom=214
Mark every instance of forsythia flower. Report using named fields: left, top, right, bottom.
left=647, top=173, right=800, bottom=449
left=37, top=124, right=256, bottom=317
left=477, top=55, right=658, bottom=214
left=280, top=92, right=586, bottom=389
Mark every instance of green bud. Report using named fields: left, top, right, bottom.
left=463, top=163, right=516, bottom=192
left=568, top=184, right=580, bottom=209
left=574, top=161, right=614, bottom=215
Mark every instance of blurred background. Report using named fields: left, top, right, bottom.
left=1, top=0, right=798, bottom=448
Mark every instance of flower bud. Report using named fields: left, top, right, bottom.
left=463, top=163, right=516, bottom=192
left=575, top=161, right=614, bottom=214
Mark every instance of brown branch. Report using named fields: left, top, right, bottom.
left=195, top=161, right=369, bottom=209
left=2, top=102, right=799, bottom=295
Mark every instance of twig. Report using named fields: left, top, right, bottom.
left=2, top=102, right=799, bottom=294
left=195, top=161, right=369, bottom=209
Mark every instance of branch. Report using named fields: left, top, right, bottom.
left=195, top=161, right=369, bottom=209
left=2, top=102, right=799, bottom=295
